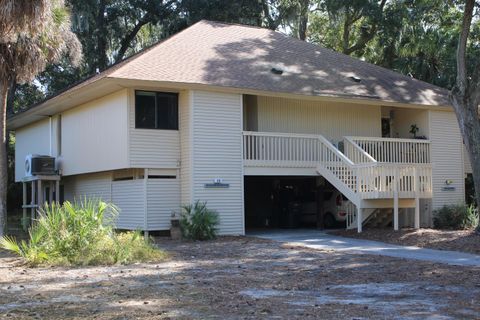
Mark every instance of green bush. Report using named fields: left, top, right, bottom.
left=433, top=203, right=479, bottom=230
left=0, top=199, right=167, bottom=266
left=180, top=201, right=219, bottom=240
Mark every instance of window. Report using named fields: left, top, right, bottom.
left=135, top=91, right=178, bottom=130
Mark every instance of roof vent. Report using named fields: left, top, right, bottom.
left=349, top=76, right=361, bottom=83
left=271, top=67, right=284, bottom=75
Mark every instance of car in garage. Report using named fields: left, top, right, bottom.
left=300, top=189, right=351, bottom=228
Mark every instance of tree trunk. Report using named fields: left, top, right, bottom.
left=450, top=0, right=480, bottom=232
left=297, top=0, right=309, bottom=41
left=451, top=94, right=480, bottom=228
left=6, top=78, right=16, bottom=115
left=96, top=0, right=108, bottom=71
left=0, top=81, right=8, bottom=237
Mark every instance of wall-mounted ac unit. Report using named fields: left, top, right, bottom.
left=25, top=155, right=56, bottom=177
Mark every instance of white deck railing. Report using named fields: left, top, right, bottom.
left=344, top=137, right=377, bottom=164
left=347, top=136, right=430, bottom=163
left=243, top=131, right=323, bottom=166
left=243, top=131, right=432, bottom=200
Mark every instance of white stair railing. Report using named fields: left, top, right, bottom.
left=344, top=137, right=377, bottom=164
left=315, top=135, right=358, bottom=200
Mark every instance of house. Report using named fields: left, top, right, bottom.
left=9, top=20, right=471, bottom=234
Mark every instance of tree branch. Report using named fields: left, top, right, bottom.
left=342, top=0, right=387, bottom=55
left=115, top=16, right=151, bottom=63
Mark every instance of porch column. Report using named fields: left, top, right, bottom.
left=37, top=180, right=43, bottom=215
left=22, top=182, right=27, bottom=229
left=414, top=167, right=420, bottom=229
left=357, top=207, right=363, bottom=233
left=144, top=168, right=149, bottom=239
left=55, top=180, right=60, bottom=203
left=414, top=197, right=420, bottom=229
left=49, top=181, right=53, bottom=204
left=31, top=181, right=36, bottom=220
left=393, top=191, right=399, bottom=231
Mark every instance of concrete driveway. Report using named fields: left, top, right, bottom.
left=249, top=229, right=480, bottom=267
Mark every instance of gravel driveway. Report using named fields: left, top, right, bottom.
left=1, top=236, right=479, bottom=319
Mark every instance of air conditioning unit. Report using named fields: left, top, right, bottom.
left=25, top=155, right=56, bottom=177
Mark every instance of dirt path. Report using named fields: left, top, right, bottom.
left=1, top=237, right=479, bottom=319
left=332, top=228, right=480, bottom=255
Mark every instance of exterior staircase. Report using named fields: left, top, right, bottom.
left=243, top=131, right=433, bottom=232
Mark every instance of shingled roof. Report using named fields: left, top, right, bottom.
left=109, top=20, right=450, bottom=106
left=10, top=20, right=451, bottom=128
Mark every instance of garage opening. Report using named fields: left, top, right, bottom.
left=244, top=176, right=347, bottom=230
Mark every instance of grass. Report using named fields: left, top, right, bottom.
left=0, top=199, right=167, bottom=266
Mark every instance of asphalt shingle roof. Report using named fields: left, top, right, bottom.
left=106, top=20, right=450, bottom=106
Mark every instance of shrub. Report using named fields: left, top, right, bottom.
left=433, top=203, right=479, bottom=230
left=180, top=201, right=219, bottom=240
left=0, top=199, right=167, bottom=266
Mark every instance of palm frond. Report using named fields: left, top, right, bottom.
left=0, top=236, right=21, bottom=255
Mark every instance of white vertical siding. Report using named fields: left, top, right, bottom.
left=191, top=91, right=244, bottom=235
left=179, top=90, right=193, bottom=205
left=429, top=110, right=465, bottom=209
left=128, top=89, right=180, bottom=168
left=64, top=172, right=180, bottom=231
left=254, top=96, right=381, bottom=142
left=147, top=178, right=180, bottom=230
left=112, top=179, right=145, bottom=230
left=61, top=90, right=129, bottom=176
left=63, top=172, right=113, bottom=202
left=15, top=118, right=51, bottom=181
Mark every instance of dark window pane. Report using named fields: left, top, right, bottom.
left=135, top=92, right=156, bottom=128
left=156, top=93, right=178, bottom=130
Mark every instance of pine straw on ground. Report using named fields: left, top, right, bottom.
left=331, top=228, right=480, bottom=255
left=1, top=236, right=479, bottom=319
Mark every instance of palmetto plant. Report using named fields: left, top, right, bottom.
left=0, top=199, right=117, bottom=265
left=0, top=0, right=82, bottom=237
left=180, top=200, right=219, bottom=240
left=0, top=199, right=164, bottom=266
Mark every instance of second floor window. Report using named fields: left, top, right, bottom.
left=135, top=91, right=178, bottom=130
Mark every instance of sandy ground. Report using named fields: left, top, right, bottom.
left=1, top=236, right=480, bottom=319
left=331, top=228, right=480, bottom=255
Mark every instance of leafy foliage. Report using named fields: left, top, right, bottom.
left=180, top=201, right=219, bottom=240
left=433, top=203, right=479, bottom=230
left=0, top=199, right=166, bottom=266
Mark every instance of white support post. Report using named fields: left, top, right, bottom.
left=393, top=191, right=399, bottom=231
left=393, top=166, right=399, bottom=231
left=357, top=207, right=363, bottom=233
left=22, top=182, right=27, bottom=229
left=49, top=181, right=53, bottom=204
left=31, top=181, right=36, bottom=220
left=55, top=181, right=60, bottom=203
left=37, top=180, right=43, bottom=215
left=414, top=197, right=420, bottom=229
left=144, top=169, right=148, bottom=239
